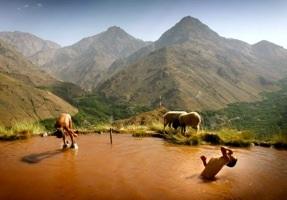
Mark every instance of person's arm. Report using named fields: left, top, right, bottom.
left=220, top=147, right=229, bottom=159
left=200, top=155, right=207, bottom=167
left=227, top=149, right=233, bottom=155
left=221, top=146, right=233, bottom=159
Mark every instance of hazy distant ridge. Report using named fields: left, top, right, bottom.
left=38, top=26, right=149, bottom=89
left=96, top=16, right=287, bottom=110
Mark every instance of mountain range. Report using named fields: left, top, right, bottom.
left=96, top=16, right=287, bottom=110
left=0, top=39, right=78, bottom=126
left=1, top=16, right=287, bottom=115
left=33, top=26, right=149, bottom=89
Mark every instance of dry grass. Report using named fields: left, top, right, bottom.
left=213, top=128, right=254, bottom=147
left=0, top=121, right=45, bottom=140
left=159, top=128, right=254, bottom=147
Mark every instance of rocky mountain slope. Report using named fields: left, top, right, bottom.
left=0, top=31, right=60, bottom=58
left=0, top=40, right=78, bottom=126
left=39, top=26, right=149, bottom=89
left=97, top=16, right=287, bottom=111
left=0, top=73, right=77, bottom=126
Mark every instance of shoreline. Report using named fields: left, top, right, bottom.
left=1, top=128, right=287, bottom=150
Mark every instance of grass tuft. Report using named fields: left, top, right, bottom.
left=0, top=121, right=45, bottom=140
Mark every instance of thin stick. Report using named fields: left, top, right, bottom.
left=109, top=128, right=113, bottom=144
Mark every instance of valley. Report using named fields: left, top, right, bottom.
left=0, top=16, right=287, bottom=143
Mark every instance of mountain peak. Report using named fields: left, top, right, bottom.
left=156, top=16, right=219, bottom=47
left=252, top=40, right=287, bottom=58
left=106, top=26, right=124, bottom=32
left=253, top=40, right=283, bottom=49
left=99, top=26, right=135, bottom=40
left=178, top=16, right=202, bottom=25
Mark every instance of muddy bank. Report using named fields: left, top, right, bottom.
left=0, top=134, right=287, bottom=200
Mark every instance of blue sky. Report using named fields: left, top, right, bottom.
left=0, top=0, right=286, bottom=48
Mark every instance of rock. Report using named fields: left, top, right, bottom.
left=42, top=132, right=48, bottom=137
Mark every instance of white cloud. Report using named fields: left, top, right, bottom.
left=37, top=3, right=43, bottom=8
left=17, top=3, right=43, bottom=11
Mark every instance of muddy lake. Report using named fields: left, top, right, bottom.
left=0, top=134, right=286, bottom=200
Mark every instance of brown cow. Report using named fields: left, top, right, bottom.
left=54, top=113, right=78, bottom=149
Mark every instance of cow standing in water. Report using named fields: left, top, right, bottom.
left=54, top=113, right=78, bottom=149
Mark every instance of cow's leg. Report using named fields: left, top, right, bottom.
left=168, top=122, right=172, bottom=129
left=181, top=125, right=185, bottom=135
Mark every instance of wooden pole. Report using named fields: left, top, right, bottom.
left=109, top=128, right=113, bottom=144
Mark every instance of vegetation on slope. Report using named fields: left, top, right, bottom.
left=202, top=77, right=287, bottom=136
left=39, top=94, right=150, bottom=131
left=2, top=70, right=287, bottom=149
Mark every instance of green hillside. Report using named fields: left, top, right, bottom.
left=202, top=78, right=287, bottom=136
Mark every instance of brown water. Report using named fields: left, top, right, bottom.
left=0, top=134, right=287, bottom=200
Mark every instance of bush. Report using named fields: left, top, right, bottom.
left=201, top=133, right=222, bottom=145
left=273, top=142, right=287, bottom=149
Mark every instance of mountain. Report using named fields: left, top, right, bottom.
left=0, top=31, right=60, bottom=58
left=252, top=40, right=287, bottom=69
left=40, top=26, right=149, bottom=89
left=0, top=73, right=77, bottom=126
left=156, top=16, right=220, bottom=47
left=96, top=16, right=287, bottom=111
left=0, top=38, right=56, bottom=86
left=0, top=31, right=61, bottom=68
left=0, top=39, right=78, bottom=126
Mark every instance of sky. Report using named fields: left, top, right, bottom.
left=0, top=0, right=286, bottom=48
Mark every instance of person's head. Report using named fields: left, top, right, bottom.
left=226, top=156, right=237, bottom=167
left=54, top=128, right=63, bottom=138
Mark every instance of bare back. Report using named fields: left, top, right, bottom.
left=55, top=113, right=78, bottom=149
left=55, top=113, right=72, bottom=129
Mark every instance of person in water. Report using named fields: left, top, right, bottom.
left=200, top=146, right=237, bottom=180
